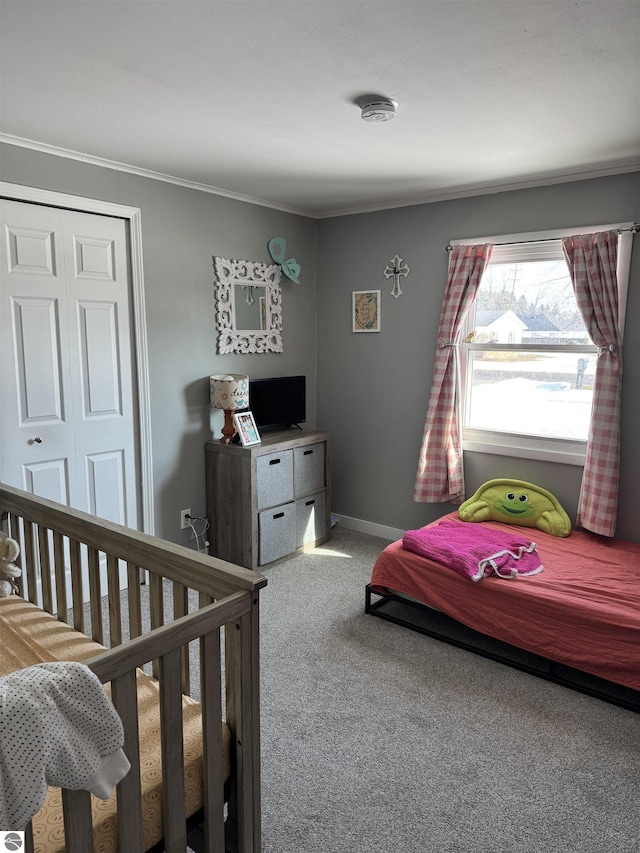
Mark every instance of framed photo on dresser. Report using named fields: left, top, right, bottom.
left=233, top=410, right=262, bottom=446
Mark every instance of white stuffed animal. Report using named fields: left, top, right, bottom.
left=0, top=530, right=21, bottom=597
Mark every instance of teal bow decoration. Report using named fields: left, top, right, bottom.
left=268, top=237, right=301, bottom=284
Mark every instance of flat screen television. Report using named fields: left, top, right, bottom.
left=249, top=375, right=306, bottom=432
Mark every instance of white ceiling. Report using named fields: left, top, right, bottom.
left=1, top=0, right=639, bottom=218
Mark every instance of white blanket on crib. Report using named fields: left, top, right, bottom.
left=0, top=661, right=130, bottom=830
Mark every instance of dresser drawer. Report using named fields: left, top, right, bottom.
left=295, top=493, right=327, bottom=548
left=294, top=442, right=325, bottom=495
left=256, top=449, right=293, bottom=509
left=259, top=503, right=296, bottom=565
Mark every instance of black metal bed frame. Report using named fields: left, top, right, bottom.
left=365, top=584, right=640, bottom=713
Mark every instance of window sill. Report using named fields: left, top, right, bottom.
left=463, top=435, right=586, bottom=467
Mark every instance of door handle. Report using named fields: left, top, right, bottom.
left=30, top=437, right=44, bottom=444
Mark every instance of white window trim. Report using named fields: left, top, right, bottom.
left=452, top=222, right=634, bottom=334
left=453, top=223, right=633, bottom=466
left=463, top=431, right=588, bottom=466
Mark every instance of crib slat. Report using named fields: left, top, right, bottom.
left=107, top=553, right=122, bottom=647
left=150, top=571, right=164, bottom=627
left=127, top=562, right=143, bottom=639
left=5, top=511, right=15, bottom=538
left=69, top=538, right=84, bottom=633
left=173, top=581, right=191, bottom=695
left=150, top=571, right=164, bottom=679
left=24, top=821, right=34, bottom=853
left=159, top=646, right=187, bottom=852
left=37, top=525, right=54, bottom=614
left=111, top=669, right=144, bottom=853
left=88, top=547, right=103, bottom=644
left=23, top=519, right=39, bottom=606
left=200, top=590, right=213, bottom=607
left=226, top=602, right=261, bottom=853
left=173, top=581, right=188, bottom=619
left=200, top=627, right=225, bottom=852
left=53, top=531, right=68, bottom=622
left=62, top=788, right=94, bottom=852
left=9, top=513, right=26, bottom=598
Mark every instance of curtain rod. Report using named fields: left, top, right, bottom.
left=446, top=224, right=639, bottom=252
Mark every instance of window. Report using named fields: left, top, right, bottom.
left=461, top=239, right=597, bottom=464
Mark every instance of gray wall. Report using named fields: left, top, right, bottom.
left=0, top=143, right=318, bottom=544
left=2, top=142, right=639, bottom=543
left=317, top=173, right=640, bottom=541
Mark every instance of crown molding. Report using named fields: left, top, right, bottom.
left=313, top=162, right=640, bottom=219
left=0, top=133, right=316, bottom=219
left=2, top=133, right=638, bottom=221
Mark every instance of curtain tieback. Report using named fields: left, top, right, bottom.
left=437, top=341, right=457, bottom=349
left=598, top=343, right=616, bottom=356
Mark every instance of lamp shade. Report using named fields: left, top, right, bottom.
left=210, top=374, right=249, bottom=411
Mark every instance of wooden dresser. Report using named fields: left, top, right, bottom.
left=205, top=429, right=331, bottom=570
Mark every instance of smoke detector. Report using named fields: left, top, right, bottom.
left=360, top=98, right=398, bottom=122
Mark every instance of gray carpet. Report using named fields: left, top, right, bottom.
left=256, top=526, right=640, bottom=853
left=93, top=525, right=640, bottom=852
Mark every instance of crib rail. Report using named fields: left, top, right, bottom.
left=0, top=483, right=266, bottom=853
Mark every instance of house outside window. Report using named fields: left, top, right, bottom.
left=461, top=239, right=597, bottom=464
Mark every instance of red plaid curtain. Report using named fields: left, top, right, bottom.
left=563, top=231, right=621, bottom=537
left=414, top=244, right=492, bottom=503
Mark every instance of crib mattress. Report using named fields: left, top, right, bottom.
left=0, top=595, right=231, bottom=851
left=371, top=512, right=640, bottom=691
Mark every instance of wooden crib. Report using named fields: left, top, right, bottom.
left=0, top=483, right=266, bottom=853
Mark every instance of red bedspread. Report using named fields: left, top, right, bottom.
left=371, top=512, right=640, bottom=690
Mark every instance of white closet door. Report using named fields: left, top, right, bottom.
left=1, top=199, right=138, bottom=596
left=61, top=207, right=137, bottom=527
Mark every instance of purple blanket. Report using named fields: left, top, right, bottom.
left=402, top=519, right=543, bottom=582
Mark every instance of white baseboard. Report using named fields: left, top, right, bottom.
left=332, top=513, right=403, bottom=542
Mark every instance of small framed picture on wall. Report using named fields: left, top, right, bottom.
left=352, top=290, right=381, bottom=333
left=233, top=410, right=262, bottom=446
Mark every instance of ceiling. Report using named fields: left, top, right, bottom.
left=1, top=1, right=639, bottom=218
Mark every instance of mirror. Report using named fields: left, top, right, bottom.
left=213, top=256, right=283, bottom=353
left=234, top=284, right=267, bottom=331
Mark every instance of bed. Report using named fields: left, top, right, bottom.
left=0, top=483, right=266, bottom=853
left=366, top=511, right=640, bottom=711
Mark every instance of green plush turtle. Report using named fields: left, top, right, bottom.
left=458, top=478, right=572, bottom=537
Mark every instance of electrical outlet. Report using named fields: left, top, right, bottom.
left=180, top=508, right=191, bottom=530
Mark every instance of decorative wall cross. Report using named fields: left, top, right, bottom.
left=384, top=254, right=410, bottom=298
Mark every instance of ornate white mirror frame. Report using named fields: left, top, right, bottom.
left=213, top=256, right=283, bottom=354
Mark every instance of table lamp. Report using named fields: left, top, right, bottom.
left=210, top=374, right=249, bottom=443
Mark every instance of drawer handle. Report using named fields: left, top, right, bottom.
left=303, top=449, right=313, bottom=456
left=269, top=458, right=281, bottom=466
left=273, top=511, right=285, bottom=519
left=305, top=500, right=315, bottom=506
